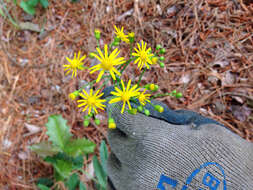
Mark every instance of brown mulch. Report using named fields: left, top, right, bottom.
left=0, top=0, right=253, bottom=189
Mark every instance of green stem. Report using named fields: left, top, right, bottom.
left=151, top=92, right=172, bottom=99
left=98, top=75, right=111, bottom=91
left=96, top=39, right=100, bottom=48
left=137, top=67, right=146, bottom=86
left=0, top=0, right=19, bottom=28
left=109, top=42, right=113, bottom=52
left=129, top=43, right=133, bottom=58
left=120, top=58, right=134, bottom=74
left=78, top=75, right=109, bottom=92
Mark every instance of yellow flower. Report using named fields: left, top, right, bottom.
left=138, top=89, right=151, bottom=106
left=63, top=51, right=86, bottom=78
left=114, top=25, right=129, bottom=43
left=132, top=41, right=154, bottom=70
left=77, top=89, right=106, bottom=114
left=90, top=44, right=125, bottom=83
left=109, top=80, right=140, bottom=114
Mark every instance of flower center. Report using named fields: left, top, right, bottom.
left=87, top=96, right=96, bottom=106
left=101, top=58, right=113, bottom=70
left=139, top=52, right=147, bottom=61
left=121, top=92, right=130, bottom=102
left=70, top=60, right=79, bottom=69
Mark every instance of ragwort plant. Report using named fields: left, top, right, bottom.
left=66, top=26, right=182, bottom=128
left=31, top=26, right=182, bottom=190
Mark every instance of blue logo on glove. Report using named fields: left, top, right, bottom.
left=157, top=162, right=227, bottom=190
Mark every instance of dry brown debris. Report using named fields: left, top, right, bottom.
left=0, top=0, right=252, bottom=189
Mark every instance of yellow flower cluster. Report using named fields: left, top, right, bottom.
left=63, top=26, right=170, bottom=129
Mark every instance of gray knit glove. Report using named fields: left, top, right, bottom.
left=106, top=101, right=253, bottom=190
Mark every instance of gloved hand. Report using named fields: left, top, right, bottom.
left=105, top=98, right=253, bottom=189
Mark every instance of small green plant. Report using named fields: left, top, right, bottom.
left=17, top=0, right=49, bottom=15
left=30, top=115, right=100, bottom=190
left=93, top=140, right=108, bottom=190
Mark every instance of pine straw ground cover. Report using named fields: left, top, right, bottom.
left=0, top=0, right=253, bottom=189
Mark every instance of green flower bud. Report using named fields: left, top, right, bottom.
left=114, top=36, right=121, bottom=43
left=112, top=41, right=119, bottom=46
left=84, top=115, right=90, bottom=120
left=156, top=44, right=161, bottom=50
left=154, top=84, right=159, bottom=91
left=137, top=106, right=143, bottom=112
left=108, top=118, right=115, bottom=123
left=155, top=105, right=164, bottom=113
left=83, top=119, right=90, bottom=127
left=94, top=119, right=100, bottom=125
left=171, top=90, right=177, bottom=96
left=160, top=48, right=166, bottom=54
left=144, top=109, right=150, bottom=116
left=176, top=92, right=183, bottom=98
left=160, top=56, right=165, bottom=61
left=144, top=84, right=150, bottom=89
left=128, top=108, right=137, bottom=115
left=159, top=62, right=165, bottom=68
left=94, top=29, right=101, bottom=40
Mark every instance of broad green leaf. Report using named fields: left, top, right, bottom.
left=30, top=141, right=59, bottom=158
left=63, top=138, right=96, bottom=157
left=37, top=184, right=50, bottom=190
left=39, top=0, right=48, bottom=8
left=99, top=140, right=108, bottom=175
left=79, top=182, right=87, bottom=190
left=13, top=0, right=17, bottom=5
left=20, top=0, right=35, bottom=15
left=93, top=156, right=107, bottom=188
left=65, top=173, right=80, bottom=190
left=36, top=177, right=53, bottom=187
left=72, top=155, right=84, bottom=170
left=54, top=159, right=73, bottom=179
left=46, top=115, right=72, bottom=150
left=27, top=0, right=39, bottom=7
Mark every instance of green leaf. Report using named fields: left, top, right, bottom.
left=54, top=159, right=73, bottom=179
left=39, top=0, right=48, bottom=8
left=63, top=138, right=96, bottom=157
left=93, top=156, right=107, bottom=188
left=20, top=0, right=36, bottom=15
left=36, top=177, right=54, bottom=187
left=0, top=7, right=5, bottom=17
left=37, top=184, right=51, bottom=190
left=65, top=173, right=80, bottom=190
left=13, top=0, right=17, bottom=5
left=72, top=155, right=84, bottom=170
left=30, top=141, right=60, bottom=158
left=26, top=0, right=39, bottom=7
left=79, top=182, right=87, bottom=190
left=99, top=140, right=108, bottom=175
left=46, top=115, right=72, bottom=150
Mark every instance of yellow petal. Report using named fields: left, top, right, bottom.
left=109, top=97, right=121, bottom=104
left=96, top=70, right=104, bottom=83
